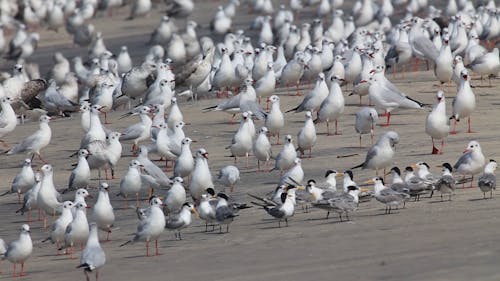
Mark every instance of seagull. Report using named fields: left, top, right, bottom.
left=166, top=97, right=183, bottom=129
left=120, top=196, right=165, bottom=256
left=173, top=138, right=195, bottom=179
left=80, top=105, right=107, bottom=150
left=478, top=159, right=497, bottom=199
left=121, top=62, right=156, bottom=99
left=466, top=48, right=500, bottom=86
left=366, top=177, right=409, bottom=214
left=435, top=163, right=456, bottom=201
left=7, top=115, right=52, bottom=163
left=255, top=62, right=276, bottom=102
left=42, top=201, right=74, bottom=250
left=355, top=107, right=378, bottom=147
left=2, top=224, right=32, bottom=277
left=203, top=79, right=266, bottom=121
left=210, top=6, right=232, bottom=35
left=89, top=82, right=115, bottom=124
left=279, top=158, right=304, bottom=186
left=2, top=159, right=35, bottom=203
left=362, top=72, right=423, bottom=126
left=450, top=70, right=476, bottom=134
left=286, top=73, right=328, bottom=113
left=66, top=149, right=91, bottom=193
left=166, top=0, right=194, bottom=18
left=434, top=35, right=453, bottom=85
left=59, top=202, right=90, bottom=258
left=117, top=46, right=133, bottom=75
left=297, top=111, right=317, bottom=157
left=16, top=173, right=42, bottom=223
left=0, top=96, right=17, bottom=147
left=280, top=52, right=308, bottom=95
left=37, top=164, right=62, bottom=222
left=273, top=135, right=297, bottom=172
left=314, top=75, right=345, bottom=135
left=117, top=160, right=144, bottom=207
left=165, top=202, right=197, bottom=240
left=426, top=91, right=450, bottom=154
left=86, top=131, right=122, bottom=180
left=127, top=0, right=152, bottom=20
left=149, top=16, right=174, bottom=45
left=92, top=183, right=115, bottom=241
left=136, top=146, right=171, bottom=189
left=120, top=106, right=152, bottom=154
left=216, top=165, right=240, bottom=192
left=227, top=112, right=253, bottom=166
left=253, top=127, right=272, bottom=171
left=265, top=95, right=285, bottom=144
left=164, top=177, right=186, bottom=214
left=77, top=223, right=106, bottom=281
left=189, top=148, right=213, bottom=201
left=351, top=131, right=399, bottom=175
left=454, top=140, right=486, bottom=188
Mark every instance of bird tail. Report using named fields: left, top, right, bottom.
left=202, top=105, right=218, bottom=111
left=350, top=163, right=364, bottom=170
left=285, top=106, right=298, bottom=113
left=0, top=190, right=10, bottom=197
left=120, top=240, right=132, bottom=247
left=406, top=96, right=428, bottom=108
left=251, top=201, right=267, bottom=207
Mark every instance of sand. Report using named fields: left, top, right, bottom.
left=0, top=1, right=499, bottom=281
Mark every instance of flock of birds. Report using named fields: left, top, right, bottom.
left=0, top=0, right=497, bottom=280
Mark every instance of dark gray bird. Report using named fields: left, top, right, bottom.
left=215, top=193, right=250, bottom=233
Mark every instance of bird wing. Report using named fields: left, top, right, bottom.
left=8, top=132, right=40, bottom=154
left=412, top=36, right=439, bottom=61
left=81, top=245, right=105, bottom=269
left=240, top=101, right=267, bottom=120
left=453, top=153, right=472, bottom=170
left=265, top=206, right=285, bottom=218
left=120, top=124, right=143, bottom=141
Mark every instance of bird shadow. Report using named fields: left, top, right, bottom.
left=427, top=200, right=452, bottom=204
left=468, top=198, right=493, bottom=202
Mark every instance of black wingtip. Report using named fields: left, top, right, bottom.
left=350, top=163, right=364, bottom=170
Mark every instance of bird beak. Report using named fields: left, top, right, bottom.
left=296, top=186, right=305, bottom=190
left=336, top=172, right=344, bottom=177
left=202, top=153, right=209, bottom=159
left=463, top=149, right=471, bottom=154
left=360, top=188, right=370, bottom=193
left=410, top=164, right=418, bottom=169
left=191, top=208, right=199, bottom=217
left=363, top=179, right=375, bottom=184
left=87, top=194, right=94, bottom=199
left=369, top=69, right=375, bottom=74
left=158, top=196, right=165, bottom=200
left=436, top=165, right=443, bottom=168
left=98, top=106, right=107, bottom=112
left=359, top=80, right=367, bottom=83
left=384, top=171, right=391, bottom=176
